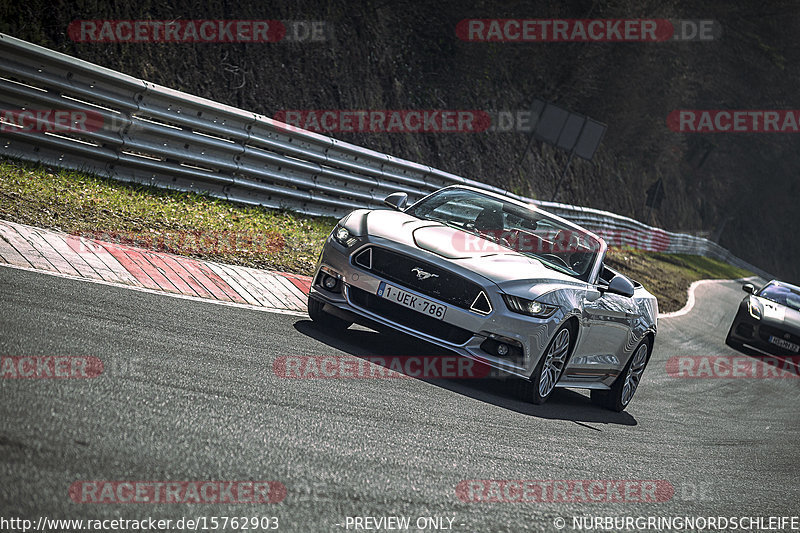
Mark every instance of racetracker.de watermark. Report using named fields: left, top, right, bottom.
left=456, top=480, right=674, bottom=503
left=420, top=228, right=666, bottom=254
left=273, top=355, right=493, bottom=379
left=68, top=230, right=285, bottom=256
left=276, top=109, right=541, bottom=133
left=0, top=109, right=104, bottom=134
left=68, top=20, right=331, bottom=43
left=666, top=356, right=800, bottom=378
left=274, top=110, right=492, bottom=133
left=668, top=110, right=800, bottom=132
left=1, top=356, right=103, bottom=379
left=449, top=229, right=600, bottom=255
left=69, top=481, right=287, bottom=504
left=456, top=19, right=720, bottom=42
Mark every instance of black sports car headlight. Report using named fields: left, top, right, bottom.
left=502, top=294, right=558, bottom=318
left=331, top=225, right=358, bottom=247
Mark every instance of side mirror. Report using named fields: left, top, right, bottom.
left=604, top=274, right=635, bottom=298
left=742, top=283, right=755, bottom=294
left=383, top=192, right=408, bottom=210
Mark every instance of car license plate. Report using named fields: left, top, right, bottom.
left=768, top=335, right=800, bottom=353
left=377, top=282, right=447, bottom=320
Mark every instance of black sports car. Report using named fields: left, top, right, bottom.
left=726, top=280, right=800, bottom=355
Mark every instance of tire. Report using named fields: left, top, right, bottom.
left=307, top=297, right=352, bottom=331
left=515, top=324, right=573, bottom=404
left=594, top=337, right=652, bottom=412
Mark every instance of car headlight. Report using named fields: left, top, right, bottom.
left=331, top=225, right=357, bottom=247
left=747, top=297, right=763, bottom=320
left=502, top=294, right=558, bottom=318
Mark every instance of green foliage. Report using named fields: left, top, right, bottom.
left=0, top=159, right=337, bottom=273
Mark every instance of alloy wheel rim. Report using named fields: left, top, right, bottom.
left=621, top=344, right=649, bottom=406
left=538, top=328, right=570, bottom=398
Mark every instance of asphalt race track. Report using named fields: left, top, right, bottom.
left=1, top=266, right=798, bottom=532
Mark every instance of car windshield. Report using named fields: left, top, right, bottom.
left=406, top=188, right=602, bottom=281
left=758, top=282, right=800, bottom=311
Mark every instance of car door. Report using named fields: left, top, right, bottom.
left=567, top=285, right=637, bottom=381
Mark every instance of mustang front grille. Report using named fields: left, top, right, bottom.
left=352, top=246, right=491, bottom=314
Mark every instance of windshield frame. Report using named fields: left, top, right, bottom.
left=757, top=281, right=800, bottom=311
left=405, top=186, right=606, bottom=283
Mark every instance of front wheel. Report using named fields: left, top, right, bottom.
left=515, top=325, right=573, bottom=404
left=592, top=337, right=652, bottom=412
left=308, top=297, right=352, bottom=331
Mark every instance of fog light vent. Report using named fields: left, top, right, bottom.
left=354, top=247, right=372, bottom=270
left=470, top=291, right=492, bottom=315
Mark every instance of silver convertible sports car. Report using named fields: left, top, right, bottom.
left=308, top=186, right=658, bottom=411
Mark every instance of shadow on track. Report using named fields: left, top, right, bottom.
left=294, top=319, right=637, bottom=427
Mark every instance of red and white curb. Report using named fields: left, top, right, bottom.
left=0, top=219, right=311, bottom=315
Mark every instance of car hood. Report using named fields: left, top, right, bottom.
left=755, top=296, right=800, bottom=334
left=363, top=210, right=583, bottom=290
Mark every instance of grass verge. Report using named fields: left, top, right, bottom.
left=0, top=159, right=336, bottom=273
left=0, top=158, right=752, bottom=312
left=605, top=248, right=753, bottom=312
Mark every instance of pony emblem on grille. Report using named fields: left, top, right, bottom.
left=412, top=267, right=439, bottom=280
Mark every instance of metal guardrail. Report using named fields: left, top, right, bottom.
left=0, top=33, right=771, bottom=279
